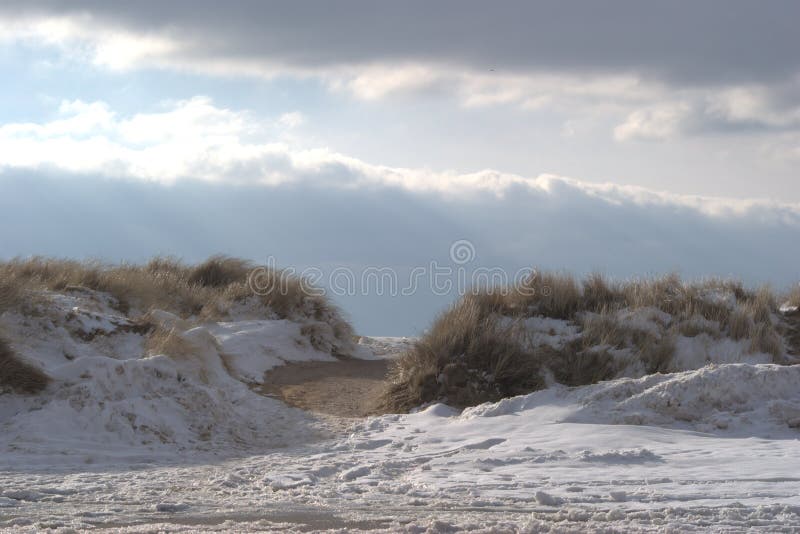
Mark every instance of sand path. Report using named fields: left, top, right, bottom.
left=260, top=357, right=391, bottom=418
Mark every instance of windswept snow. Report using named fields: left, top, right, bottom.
left=3, top=362, right=800, bottom=531
left=2, top=289, right=800, bottom=531
left=0, top=289, right=345, bottom=463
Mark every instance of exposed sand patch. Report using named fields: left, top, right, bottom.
left=260, top=358, right=391, bottom=418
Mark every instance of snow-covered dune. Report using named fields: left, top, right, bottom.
left=0, top=288, right=351, bottom=464
left=3, top=361, right=800, bottom=531
left=2, top=287, right=800, bottom=530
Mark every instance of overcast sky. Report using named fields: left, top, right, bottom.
left=1, top=2, right=799, bottom=334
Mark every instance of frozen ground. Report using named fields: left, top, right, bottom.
left=1, top=290, right=800, bottom=531
left=3, top=364, right=800, bottom=532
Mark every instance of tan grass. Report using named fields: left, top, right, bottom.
left=620, top=273, right=683, bottom=312
left=187, top=255, right=251, bottom=288
left=300, top=322, right=346, bottom=354
left=582, top=272, right=624, bottom=312
left=0, top=257, right=352, bottom=345
left=637, top=334, right=676, bottom=374
left=385, top=272, right=793, bottom=412
left=0, top=257, right=208, bottom=315
left=0, top=336, right=50, bottom=394
left=515, top=271, right=582, bottom=319
left=0, top=279, right=23, bottom=313
left=145, top=326, right=195, bottom=360
left=750, top=322, right=784, bottom=359
left=675, top=316, right=720, bottom=338
left=383, top=295, right=542, bottom=411
left=542, top=345, right=619, bottom=387
left=726, top=307, right=754, bottom=341
left=787, top=285, right=800, bottom=308
left=580, top=310, right=636, bottom=349
left=743, top=287, right=775, bottom=324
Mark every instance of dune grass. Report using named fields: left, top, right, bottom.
left=0, top=276, right=26, bottom=316
left=0, top=279, right=49, bottom=393
left=0, top=337, right=50, bottom=394
left=787, top=285, right=800, bottom=309
left=0, top=255, right=356, bottom=394
left=383, top=272, right=792, bottom=411
left=0, top=255, right=352, bottom=341
left=384, top=295, right=543, bottom=411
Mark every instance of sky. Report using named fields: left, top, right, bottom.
left=0, top=1, right=799, bottom=335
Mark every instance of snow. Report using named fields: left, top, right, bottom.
left=1, top=288, right=800, bottom=530
left=5, top=361, right=800, bottom=531
left=0, top=289, right=342, bottom=463
left=519, top=315, right=581, bottom=348
left=670, top=334, right=772, bottom=369
left=208, top=319, right=336, bottom=382
left=780, top=302, right=799, bottom=315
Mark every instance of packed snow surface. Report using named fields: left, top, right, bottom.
left=3, top=363, right=800, bottom=532
left=1, top=290, right=800, bottom=531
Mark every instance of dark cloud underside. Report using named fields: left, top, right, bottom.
left=3, top=1, right=799, bottom=84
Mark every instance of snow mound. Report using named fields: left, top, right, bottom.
left=571, top=363, right=800, bottom=434
left=463, top=362, right=800, bottom=436
left=0, top=289, right=349, bottom=463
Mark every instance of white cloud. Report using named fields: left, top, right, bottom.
left=615, top=86, right=800, bottom=142
left=705, top=86, right=800, bottom=128
left=277, top=112, right=306, bottom=129
left=0, top=97, right=282, bottom=183
left=1, top=97, right=799, bottom=224
left=614, top=101, right=691, bottom=141
left=0, top=13, right=178, bottom=71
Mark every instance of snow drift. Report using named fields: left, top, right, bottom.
left=0, top=284, right=358, bottom=462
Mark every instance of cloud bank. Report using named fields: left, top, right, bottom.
left=2, top=1, right=800, bottom=142
left=1, top=97, right=799, bottom=216
left=2, top=1, right=797, bottom=82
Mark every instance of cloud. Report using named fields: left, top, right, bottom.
left=2, top=1, right=798, bottom=83
left=1, top=97, right=799, bottom=225
left=277, top=112, right=306, bottom=129
left=615, top=84, right=800, bottom=141
left=0, top=96, right=287, bottom=183
left=2, top=1, right=800, bottom=138
left=614, top=101, right=691, bottom=141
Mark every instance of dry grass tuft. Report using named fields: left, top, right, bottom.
left=383, top=295, right=542, bottom=411
left=726, top=307, right=753, bottom=341
left=518, top=272, right=582, bottom=319
left=580, top=310, right=646, bottom=349
left=187, top=255, right=251, bottom=288
left=582, top=273, right=624, bottom=312
left=145, top=326, right=195, bottom=360
left=620, top=273, right=683, bottom=312
left=0, top=257, right=206, bottom=315
left=0, top=256, right=353, bottom=348
left=744, top=287, right=775, bottom=324
left=750, top=322, right=784, bottom=359
left=637, top=334, right=676, bottom=375
left=0, top=337, right=50, bottom=394
left=544, top=347, right=619, bottom=387
left=675, top=316, right=720, bottom=338
left=385, top=271, right=795, bottom=412
left=787, top=285, right=800, bottom=308
left=0, top=280, right=23, bottom=313
left=299, top=319, right=354, bottom=355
